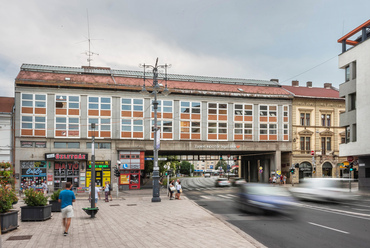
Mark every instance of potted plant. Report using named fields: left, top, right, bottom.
left=21, top=188, right=51, bottom=221
left=0, top=187, right=19, bottom=233
left=49, top=189, right=62, bottom=212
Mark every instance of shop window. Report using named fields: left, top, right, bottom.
left=54, top=142, right=80, bottom=149
left=86, top=142, right=111, bottom=149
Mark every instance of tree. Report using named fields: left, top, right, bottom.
left=216, top=160, right=227, bottom=173
left=178, top=161, right=194, bottom=176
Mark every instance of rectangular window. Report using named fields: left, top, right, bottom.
left=21, top=141, right=34, bottom=148
left=56, top=95, right=80, bottom=110
left=181, top=101, right=201, bottom=114
left=234, top=104, right=253, bottom=140
left=86, top=142, right=111, bottom=149
left=326, top=114, right=331, bottom=126
left=353, top=124, right=357, bottom=142
left=54, top=142, right=80, bottom=149
left=345, top=66, right=350, bottom=82
left=321, top=137, right=331, bottom=154
left=21, top=93, right=47, bottom=136
left=349, top=93, right=356, bottom=111
left=300, top=137, right=311, bottom=153
left=346, top=126, right=350, bottom=143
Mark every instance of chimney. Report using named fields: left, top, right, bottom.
left=306, top=81, right=312, bottom=88
left=292, top=80, right=299, bottom=87
left=324, top=83, right=332, bottom=89
left=270, top=79, right=279, bottom=83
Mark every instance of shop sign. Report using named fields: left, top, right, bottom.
left=21, top=161, right=46, bottom=168
left=120, top=174, right=130, bottom=185
left=22, top=167, right=46, bottom=177
left=47, top=175, right=53, bottom=181
left=45, top=153, right=87, bottom=160
left=88, top=160, right=111, bottom=169
left=55, top=162, right=79, bottom=170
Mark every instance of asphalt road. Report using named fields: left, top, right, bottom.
left=182, top=177, right=370, bottom=248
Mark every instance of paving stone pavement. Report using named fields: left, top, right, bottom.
left=1, top=189, right=265, bottom=248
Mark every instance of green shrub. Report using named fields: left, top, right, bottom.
left=50, top=189, right=61, bottom=201
left=24, top=189, right=48, bottom=206
left=0, top=187, right=17, bottom=213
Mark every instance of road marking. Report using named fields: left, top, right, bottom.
left=201, top=195, right=211, bottom=199
left=308, top=222, right=349, bottom=234
left=299, top=203, right=370, bottom=220
left=218, top=195, right=232, bottom=199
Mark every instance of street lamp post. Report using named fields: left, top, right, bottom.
left=90, top=123, right=96, bottom=217
left=140, top=58, right=171, bottom=203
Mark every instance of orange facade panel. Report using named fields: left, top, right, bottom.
left=218, top=134, right=227, bottom=140
left=235, top=116, right=243, bottom=122
left=244, top=135, right=253, bottom=140
left=121, top=132, right=131, bottom=138
left=284, top=135, right=289, bottom=141
left=100, top=131, right=111, bottom=138
left=208, top=134, right=217, bottom=140
left=68, top=109, right=79, bottom=116
left=55, top=130, right=66, bottom=137
left=191, top=134, right=200, bottom=140
left=269, top=135, right=277, bottom=140
left=234, top=134, right=243, bottom=140
left=133, top=132, right=143, bottom=138
left=284, top=117, right=288, bottom=122
left=100, top=110, right=111, bottom=116
left=68, top=130, right=79, bottom=137
left=259, top=135, right=268, bottom=141
left=34, top=130, right=46, bottom=136
left=56, top=109, right=67, bottom=115
left=163, top=133, right=172, bottom=139
left=88, top=131, right=99, bottom=137
left=22, top=107, right=33, bottom=114
left=180, top=133, right=190, bottom=139
left=163, top=113, right=172, bottom=119
left=269, top=117, right=277, bottom=122
left=208, top=115, right=217, bottom=121
left=191, top=114, right=200, bottom=120
left=218, top=115, right=227, bottom=121
left=133, top=112, right=143, bottom=118
left=151, top=112, right=162, bottom=119
left=181, top=113, right=190, bottom=119
left=88, top=110, right=99, bottom=116
left=244, top=116, right=253, bottom=122
left=21, top=129, right=33, bottom=136
left=121, top=111, right=131, bottom=117
left=260, top=116, right=268, bottom=122
left=35, top=108, right=46, bottom=115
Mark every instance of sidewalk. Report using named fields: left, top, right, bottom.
left=1, top=189, right=265, bottom=248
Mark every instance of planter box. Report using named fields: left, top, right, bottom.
left=49, top=200, right=61, bottom=212
left=21, top=205, right=52, bottom=221
left=0, top=210, right=19, bottom=233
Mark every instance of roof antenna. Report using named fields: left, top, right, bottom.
left=85, top=9, right=99, bottom=67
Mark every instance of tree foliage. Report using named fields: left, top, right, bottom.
left=216, top=160, right=227, bottom=172
left=178, top=161, right=194, bottom=176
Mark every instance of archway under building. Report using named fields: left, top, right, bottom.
left=299, top=162, right=312, bottom=180
left=322, top=162, right=333, bottom=177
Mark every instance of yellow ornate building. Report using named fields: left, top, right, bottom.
left=283, top=81, right=346, bottom=183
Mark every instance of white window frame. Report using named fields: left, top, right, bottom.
left=207, top=102, right=228, bottom=140
left=150, top=100, right=174, bottom=140
left=258, top=104, right=278, bottom=141
left=55, top=95, right=80, bottom=111
left=121, top=118, right=144, bottom=139
left=88, top=117, right=112, bottom=138
left=20, top=93, right=47, bottom=136
left=179, top=101, right=201, bottom=138
left=233, top=103, right=253, bottom=140
left=283, top=105, right=289, bottom=141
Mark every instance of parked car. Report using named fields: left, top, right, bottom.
left=235, top=183, right=297, bottom=215
left=230, top=177, right=246, bottom=186
left=289, top=178, right=358, bottom=202
left=215, top=178, right=231, bottom=187
left=204, top=173, right=211, bottom=178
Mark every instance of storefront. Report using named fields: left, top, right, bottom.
left=20, top=160, right=47, bottom=189
left=86, top=161, right=111, bottom=187
left=118, top=151, right=144, bottom=189
left=45, top=153, right=87, bottom=190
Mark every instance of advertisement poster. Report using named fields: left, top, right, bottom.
left=120, top=174, right=130, bottom=185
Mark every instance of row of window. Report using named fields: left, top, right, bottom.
left=300, top=137, right=332, bottom=154
left=300, top=113, right=333, bottom=127
left=20, top=93, right=289, bottom=141
left=21, top=141, right=111, bottom=149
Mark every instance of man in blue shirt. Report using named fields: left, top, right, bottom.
left=58, top=182, right=76, bottom=236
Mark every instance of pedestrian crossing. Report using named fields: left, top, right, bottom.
left=198, top=193, right=237, bottom=201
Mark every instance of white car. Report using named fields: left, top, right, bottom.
left=215, top=178, right=231, bottom=187
left=204, top=173, right=211, bottom=178
left=289, top=178, right=358, bottom=202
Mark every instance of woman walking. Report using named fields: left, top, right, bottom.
left=175, top=181, right=182, bottom=200
left=168, top=180, right=175, bottom=200
left=104, top=181, right=110, bottom=202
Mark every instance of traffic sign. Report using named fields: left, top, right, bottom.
left=347, top=156, right=354, bottom=162
left=158, top=158, right=167, bottom=161
left=311, top=150, right=315, bottom=156
left=122, top=164, right=128, bottom=169
left=259, top=169, right=263, bottom=173
left=145, top=158, right=153, bottom=161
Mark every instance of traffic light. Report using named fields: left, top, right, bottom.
left=114, top=168, right=120, bottom=177
left=349, top=163, right=354, bottom=171
left=290, top=168, right=295, bottom=174
left=313, top=166, right=316, bottom=173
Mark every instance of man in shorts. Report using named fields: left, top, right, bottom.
left=58, top=182, right=76, bottom=236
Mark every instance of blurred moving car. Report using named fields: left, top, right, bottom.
left=204, top=173, right=211, bottom=178
left=235, top=183, right=297, bottom=215
left=289, top=178, right=358, bottom=202
left=215, top=178, right=231, bottom=187
left=230, top=177, right=246, bottom=186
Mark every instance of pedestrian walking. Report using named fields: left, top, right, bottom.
left=283, top=175, right=287, bottom=185
left=104, top=181, right=110, bottom=202
left=108, top=182, right=113, bottom=201
left=58, top=182, right=76, bottom=236
left=42, top=180, right=48, bottom=196
left=89, top=183, right=101, bottom=208
left=168, top=180, right=175, bottom=200
left=175, top=181, right=182, bottom=200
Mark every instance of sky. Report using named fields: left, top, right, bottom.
left=1, top=0, right=369, bottom=97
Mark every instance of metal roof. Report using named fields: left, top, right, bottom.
left=21, top=64, right=279, bottom=87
